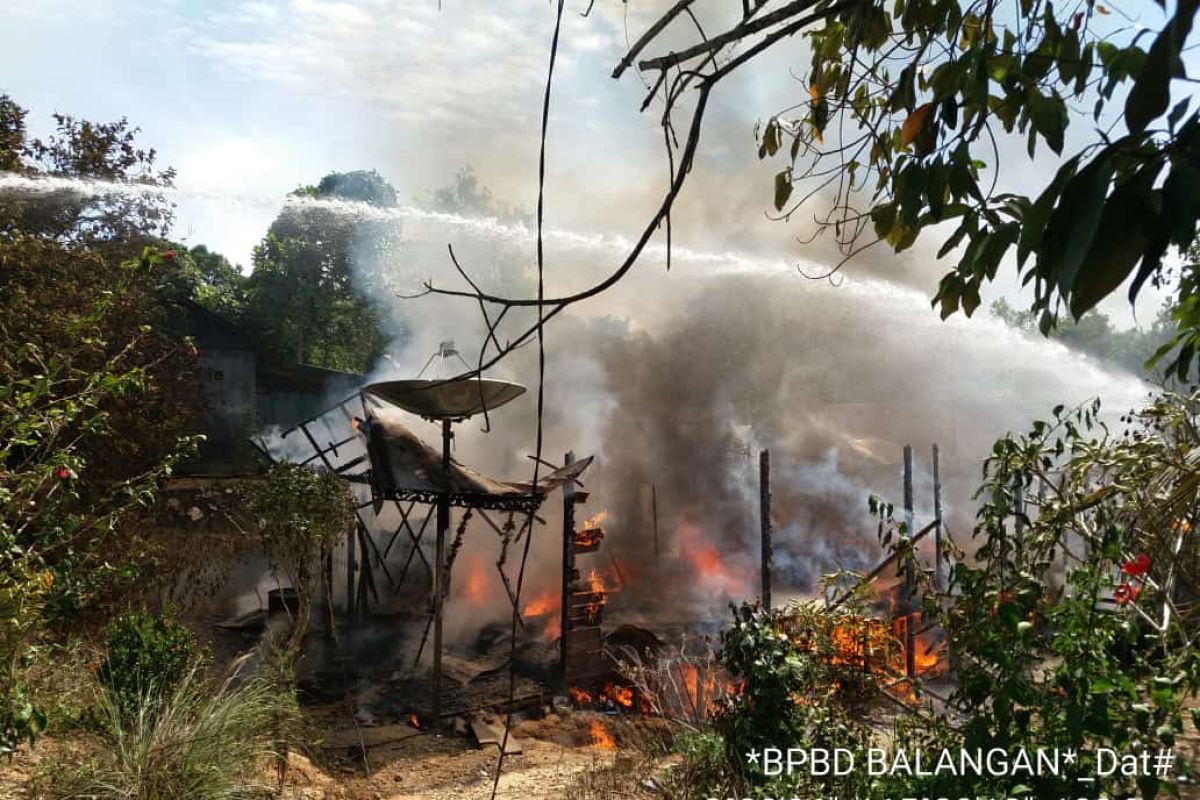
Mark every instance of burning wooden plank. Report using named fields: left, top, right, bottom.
left=572, top=524, right=604, bottom=554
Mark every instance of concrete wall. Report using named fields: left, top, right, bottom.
left=194, top=348, right=258, bottom=471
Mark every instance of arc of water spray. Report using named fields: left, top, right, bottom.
left=0, top=170, right=790, bottom=275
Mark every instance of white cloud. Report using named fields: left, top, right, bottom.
left=184, top=1, right=622, bottom=127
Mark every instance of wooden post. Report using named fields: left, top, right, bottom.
left=323, top=547, right=336, bottom=641
left=432, top=418, right=452, bottom=728
left=560, top=451, right=576, bottom=683
left=902, top=444, right=916, bottom=680
left=345, top=524, right=357, bottom=621
left=651, top=483, right=660, bottom=563
left=932, top=444, right=943, bottom=591
left=760, top=450, right=772, bottom=613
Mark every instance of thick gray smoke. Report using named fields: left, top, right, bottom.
left=342, top=205, right=1151, bottom=627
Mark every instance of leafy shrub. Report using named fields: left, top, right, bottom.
left=97, top=610, right=196, bottom=722
left=1, top=240, right=201, bottom=756
left=715, top=602, right=879, bottom=798
left=236, top=463, right=355, bottom=650
left=687, top=394, right=1200, bottom=799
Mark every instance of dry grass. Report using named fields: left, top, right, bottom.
left=33, top=657, right=291, bottom=800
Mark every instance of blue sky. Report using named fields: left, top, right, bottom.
left=0, top=0, right=1184, bottom=327
left=3, top=1, right=677, bottom=263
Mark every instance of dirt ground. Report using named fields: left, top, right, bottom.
left=0, top=710, right=651, bottom=800
left=292, top=709, right=640, bottom=800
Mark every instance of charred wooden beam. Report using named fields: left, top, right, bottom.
left=760, top=449, right=772, bottom=612
left=560, top=451, right=576, bottom=683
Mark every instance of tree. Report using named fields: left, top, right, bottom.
left=419, top=2, right=1200, bottom=397
left=244, top=170, right=395, bottom=372
left=0, top=97, right=203, bottom=754
left=163, top=243, right=249, bottom=323
left=431, top=166, right=525, bottom=222
left=602, top=2, right=1200, bottom=371
left=0, top=94, right=175, bottom=250
left=0, top=241, right=202, bottom=754
left=0, top=95, right=26, bottom=174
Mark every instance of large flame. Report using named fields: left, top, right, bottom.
left=588, top=719, right=616, bottom=750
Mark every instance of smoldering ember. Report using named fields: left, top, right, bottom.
left=2, top=3, right=1199, bottom=799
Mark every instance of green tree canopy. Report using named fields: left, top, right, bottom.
left=0, top=94, right=174, bottom=251
left=244, top=169, right=396, bottom=372
left=618, top=1, right=1200, bottom=374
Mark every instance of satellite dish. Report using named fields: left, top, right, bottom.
left=364, top=378, right=526, bottom=421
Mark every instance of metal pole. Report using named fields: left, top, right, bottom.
left=560, top=451, right=575, bottom=683
left=902, top=444, right=915, bottom=680
left=760, top=450, right=772, bottom=613
left=932, top=444, right=943, bottom=591
left=432, top=418, right=452, bottom=728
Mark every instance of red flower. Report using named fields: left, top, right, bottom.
left=1120, top=553, right=1151, bottom=576
left=54, top=466, right=72, bottom=480
left=1114, top=583, right=1140, bottom=605
left=162, top=250, right=176, bottom=262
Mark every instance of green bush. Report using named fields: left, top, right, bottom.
left=97, top=610, right=197, bottom=722
left=715, top=603, right=880, bottom=798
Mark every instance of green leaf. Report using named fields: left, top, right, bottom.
left=936, top=273, right=962, bottom=319
left=1168, top=97, right=1192, bottom=131
left=1161, top=161, right=1200, bottom=247
left=759, top=118, right=782, bottom=158
left=1029, top=90, right=1066, bottom=154
left=1124, top=0, right=1199, bottom=134
left=962, top=280, right=982, bottom=316
left=1043, top=151, right=1116, bottom=297
left=774, top=169, right=793, bottom=211
left=938, top=216, right=971, bottom=258
left=871, top=202, right=898, bottom=240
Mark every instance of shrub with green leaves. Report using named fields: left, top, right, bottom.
left=715, top=602, right=881, bottom=797
left=236, top=463, right=355, bottom=651
left=97, top=610, right=197, bottom=722
left=871, top=393, right=1200, bottom=798
left=679, top=393, right=1200, bottom=800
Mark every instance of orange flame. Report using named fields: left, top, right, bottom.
left=521, top=587, right=561, bottom=642
left=459, top=554, right=489, bottom=605
left=574, top=526, right=604, bottom=549
left=522, top=588, right=557, bottom=616
left=568, top=686, right=592, bottom=705
left=891, top=612, right=945, bottom=677
left=588, top=719, right=616, bottom=750
left=678, top=523, right=747, bottom=598
left=570, top=569, right=609, bottom=627
left=602, top=682, right=634, bottom=709
left=582, top=510, right=608, bottom=529
left=409, top=714, right=420, bottom=729
left=675, top=664, right=739, bottom=718
left=585, top=569, right=606, bottom=593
